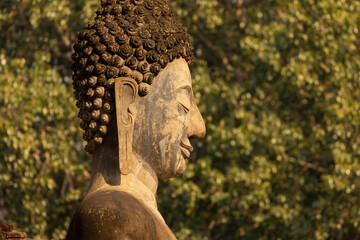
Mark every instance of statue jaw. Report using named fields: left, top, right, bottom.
left=158, top=133, right=187, bottom=180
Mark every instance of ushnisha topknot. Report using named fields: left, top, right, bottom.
left=72, top=0, right=194, bottom=154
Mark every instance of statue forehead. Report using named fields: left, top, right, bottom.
left=152, top=59, right=192, bottom=90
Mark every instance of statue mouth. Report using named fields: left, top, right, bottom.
left=180, top=140, right=194, bottom=159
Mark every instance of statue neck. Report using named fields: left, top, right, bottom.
left=85, top=133, right=159, bottom=210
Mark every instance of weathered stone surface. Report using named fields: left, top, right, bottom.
left=67, top=59, right=205, bottom=240
left=0, top=224, right=30, bottom=240
left=0, top=224, right=13, bottom=232
left=67, top=1, right=205, bottom=239
left=2, top=231, right=27, bottom=238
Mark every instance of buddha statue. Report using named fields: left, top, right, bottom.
left=66, top=0, right=205, bottom=239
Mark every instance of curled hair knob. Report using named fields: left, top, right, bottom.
left=95, top=86, right=105, bottom=97
left=130, top=36, right=143, bottom=48
left=84, top=111, right=92, bottom=121
left=107, top=78, right=115, bottom=89
left=89, top=35, right=100, bottom=45
left=143, top=72, right=154, bottom=84
left=115, top=34, right=129, bottom=45
left=112, top=55, right=125, bottom=68
left=84, top=46, right=93, bottom=56
left=103, top=102, right=114, bottom=113
left=99, top=125, right=108, bottom=136
left=80, top=79, right=87, bottom=87
left=92, top=110, right=101, bottom=120
left=132, top=0, right=144, bottom=5
left=98, top=74, right=107, bottom=85
left=119, top=66, right=132, bottom=77
left=138, top=61, right=150, bottom=73
left=126, top=56, right=139, bottom=70
left=106, top=66, right=120, bottom=78
left=150, top=63, right=161, bottom=75
left=85, top=141, right=95, bottom=154
left=89, top=54, right=100, bottom=64
left=78, top=40, right=88, bottom=49
left=139, top=83, right=150, bottom=96
left=87, top=88, right=95, bottom=98
left=85, top=65, right=95, bottom=74
left=93, top=98, right=103, bottom=109
left=119, top=44, right=133, bottom=58
left=105, top=91, right=114, bottom=101
left=144, top=39, right=156, bottom=50
left=80, top=120, right=88, bottom=130
left=139, top=29, right=151, bottom=39
left=72, top=52, right=80, bottom=61
left=100, top=0, right=108, bottom=7
left=89, top=120, right=98, bottom=132
left=94, top=43, right=106, bottom=54
left=144, top=0, right=155, bottom=10
left=88, top=76, right=98, bottom=87
left=108, top=43, right=120, bottom=54
left=85, top=101, right=94, bottom=111
left=111, top=5, right=122, bottom=15
left=102, top=33, right=115, bottom=46
left=76, top=101, right=82, bottom=109
left=79, top=58, right=88, bottom=67
left=101, top=114, right=111, bottom=124
left=101, top=52, right=112, bottom=64
left=83, top=129, right=94, bottom=141
left=104, top=5, right=113, bottom=14
left=94, top=134, right=103, bottom=145
left=131, top=71, right=143, bottom=84
left=95, top=64, right=106, bottom=74
left=85, top=20, right=95, bottom=29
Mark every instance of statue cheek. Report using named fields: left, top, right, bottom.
left=157, top=129, right=183, bottom=178
left=177, top=112, right=189, bottom=137
left=158, top=134, right=171, bottom=175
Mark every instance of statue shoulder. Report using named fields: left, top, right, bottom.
left=66, top=190, right=173, bottom=240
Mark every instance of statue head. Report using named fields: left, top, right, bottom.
left=72, top=0, right=205, bottom=179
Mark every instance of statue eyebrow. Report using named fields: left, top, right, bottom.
left=173, top=85, right=192, bottom=94
left=173, top=85, right=195, bottom=103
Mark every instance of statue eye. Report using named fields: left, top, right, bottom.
left=175, top=88, right=191, bottom=113
left=179, top=102, right=189, bottom=113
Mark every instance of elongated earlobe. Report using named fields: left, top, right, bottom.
left=114, top=77, right=138, bottom=175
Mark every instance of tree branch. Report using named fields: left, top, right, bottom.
left=193, top=30, right=233, bottom=71
left=52, top=22, right=72, bottom=49
left=281, top=151, right=326, bottom=173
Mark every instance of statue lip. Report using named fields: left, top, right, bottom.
left=180, top=140, right=193, bottom=159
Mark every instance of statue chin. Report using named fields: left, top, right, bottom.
left=163, top=152, right=187, bottom=180
left=174, top=156, right=187, bottom=177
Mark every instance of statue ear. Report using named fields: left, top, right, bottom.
left=114, top=77, right=138, bottom=175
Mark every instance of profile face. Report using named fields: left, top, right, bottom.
left=132, top=59, right=205, bottom=180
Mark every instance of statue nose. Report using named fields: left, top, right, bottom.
left=188, top=105, right=206, bottom=139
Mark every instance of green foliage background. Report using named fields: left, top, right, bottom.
left=1, top=0, right=359, bottom=239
